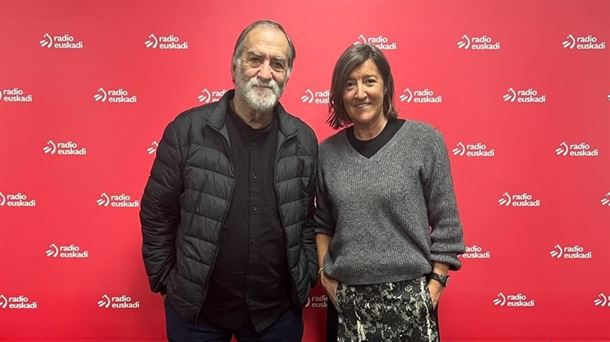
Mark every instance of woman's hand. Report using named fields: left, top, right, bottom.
left=320, top=272, right=339, bottom=310
left=427, top=280, right=443, bottom=309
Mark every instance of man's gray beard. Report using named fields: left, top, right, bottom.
left=235, top=75, right=283, bottom=112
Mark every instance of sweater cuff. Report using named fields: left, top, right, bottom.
left=430, top=253, right=462, bottom=271
left=314, top=227, right=334, bottom=236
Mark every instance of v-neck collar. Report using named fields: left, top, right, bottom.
left=340, top=120, right=411, bottom=166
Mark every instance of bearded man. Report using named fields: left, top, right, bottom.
left=140, top=20, right=318, bottom=341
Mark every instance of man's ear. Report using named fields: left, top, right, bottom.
left=231, top=62, right=236, bottom=84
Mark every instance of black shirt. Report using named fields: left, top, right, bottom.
left=347, top=117, right=405, bottom=158
left=201, top=103, right=291, bottom=332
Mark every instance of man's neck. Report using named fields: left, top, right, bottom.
left=231, top=97, right=274, bottom=129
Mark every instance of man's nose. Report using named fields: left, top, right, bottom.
left=257, top=61, right=273, bottom=81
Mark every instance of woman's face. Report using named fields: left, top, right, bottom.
left=341, top=59, right=386, bottom=128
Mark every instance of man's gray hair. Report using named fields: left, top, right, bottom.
left=231, top=20, right=296, bottom=75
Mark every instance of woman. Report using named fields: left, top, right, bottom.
left=314, top=43, right=465, bottom=342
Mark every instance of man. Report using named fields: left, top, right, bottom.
left=140, top=20, right=318, bottom=341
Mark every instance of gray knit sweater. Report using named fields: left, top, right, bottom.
left=314, top=120, right=465, bottom=285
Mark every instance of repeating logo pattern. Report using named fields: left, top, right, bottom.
left=305, top=295, right=328, bottom=308
left=601, top=192, right=610, bottom=207
left=96, top=193, right=140, bottom=208
left=97, top=294, right=140, bottom=309
left=399, top=88, right=442, bottom=104
left=460, top=244, right=491, bottom=259
left=0, top=192, right=36, bottom=207
left=93, top=88, right=137, bottom=103
left=147, top=141, right=159, bottom=155
left=452, top=142, right=495, bottom=157
left=0, top=88, right=33, bottom=102
left=43, top=140, right=87, bottom=156
left=45, top=243, right=89, bottom=258
left=457, top=34, right=501, bottom=50
left=355, top=34, right=397, bottom=50
left=562, top=34, right=606, bottom=50
left=555, top=142, right=599, bottom=157
left=39, top=33, right=83, bottom=49
left=549, top=244, right=592, bottom=259
left=593, top=293, right=610, bottom=307
left=0, top=294, right=37, bottom=309
left=493, top=292, right=535, bottom=307
left=300, top=88, right=329, bottom=105
left=497, top=192, right=541, bottom=207
left=502, top=88, right=547, bottom=103
left=197, top=88, right=227, bottom=103
left=145, top=34, right=188, bottom=49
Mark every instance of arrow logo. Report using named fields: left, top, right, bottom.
left=145, top=34, right=159, bottom=49
left=493, top=293, right=507, bottom=306
left=45, top=243, right=59, bottom=258
left=562, top=34, right=576, bottom=49
left=96, top=193, right=110, bottom=207
left=457, top=35, right=471, bottom=49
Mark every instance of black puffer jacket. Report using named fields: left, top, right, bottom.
left=140, top=90, right=318, bottom=323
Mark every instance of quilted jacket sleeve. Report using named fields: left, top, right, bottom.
left=140, top=120, right=183, bottom=294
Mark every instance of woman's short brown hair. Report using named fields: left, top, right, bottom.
left=328, top=44, right=397, bottom=129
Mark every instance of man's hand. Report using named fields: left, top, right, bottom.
left=320, top=272, right=339, bottom=310
left=427, top=279, right=444, bottom=309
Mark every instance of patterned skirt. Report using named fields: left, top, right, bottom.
left=336, top=277, right=439, bottom=342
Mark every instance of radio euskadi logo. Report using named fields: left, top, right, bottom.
left=459, top=244, right=491, bottom=259
left=593, top=293, right=610, bottom=307
left=96, top=192, right=140, bottom=208
left=562, top=34, right=606, bottom=50
left=301, top=88, right=329, bottom=105
left=93, top=88, right=137, bottom=103
left=42, top=140, right=87, bottom=156
left=452, top=142, right=495, bottom=157
left=498, top=192, right=541, bottom=207
left=147, top=141, right=159, bottom=155
left=399, top=88, right=442, bottom=104
left=601, top=192, right=610, bottom=207
left=355, top=34, right=397, bottom=50
left=145, top=33, right=188, bottom=50
left=0, top=294, right=38, bottom=310
left=305, top=294, right=328, bottom=309
left=493, top=292, right=535, bottom=307
left=45, top=243, right=89, bottom=259
left=0, top=192, right=36, bottom=207
left=502, top=88, right=547, bottom=103
left=39, top=33, right=83, bottom=49
left=198, top=88, right=227, bottom=103
left=0, top=88, right=33, bottom=103
left=555, top=142, right=599, bottom=157
left=97, top=294, right=140, bottom=309
left=457, top=34, right=501, bottom=50
left=549, top=244, right=592, bottom=259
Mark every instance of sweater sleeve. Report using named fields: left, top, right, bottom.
left=312, top=151, right=336, bottom=236
left=423, top=130, right=465, bottom=270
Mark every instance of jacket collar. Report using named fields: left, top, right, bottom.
left=205, top=89, right=298, bottom=139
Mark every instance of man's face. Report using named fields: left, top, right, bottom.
left=234, top=26, right=291, bottom=112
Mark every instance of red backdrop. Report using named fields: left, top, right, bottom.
left=1, top=1, right=609, bottom=341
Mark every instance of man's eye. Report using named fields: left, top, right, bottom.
left=271, top=61, right=286, bottom=71
left=247, top=56, right=263, bottom=67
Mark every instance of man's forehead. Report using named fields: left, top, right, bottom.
left=242, top=26, right=290, bottom=58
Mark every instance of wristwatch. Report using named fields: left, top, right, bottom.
left=429, top=272, right=450, bottom=287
